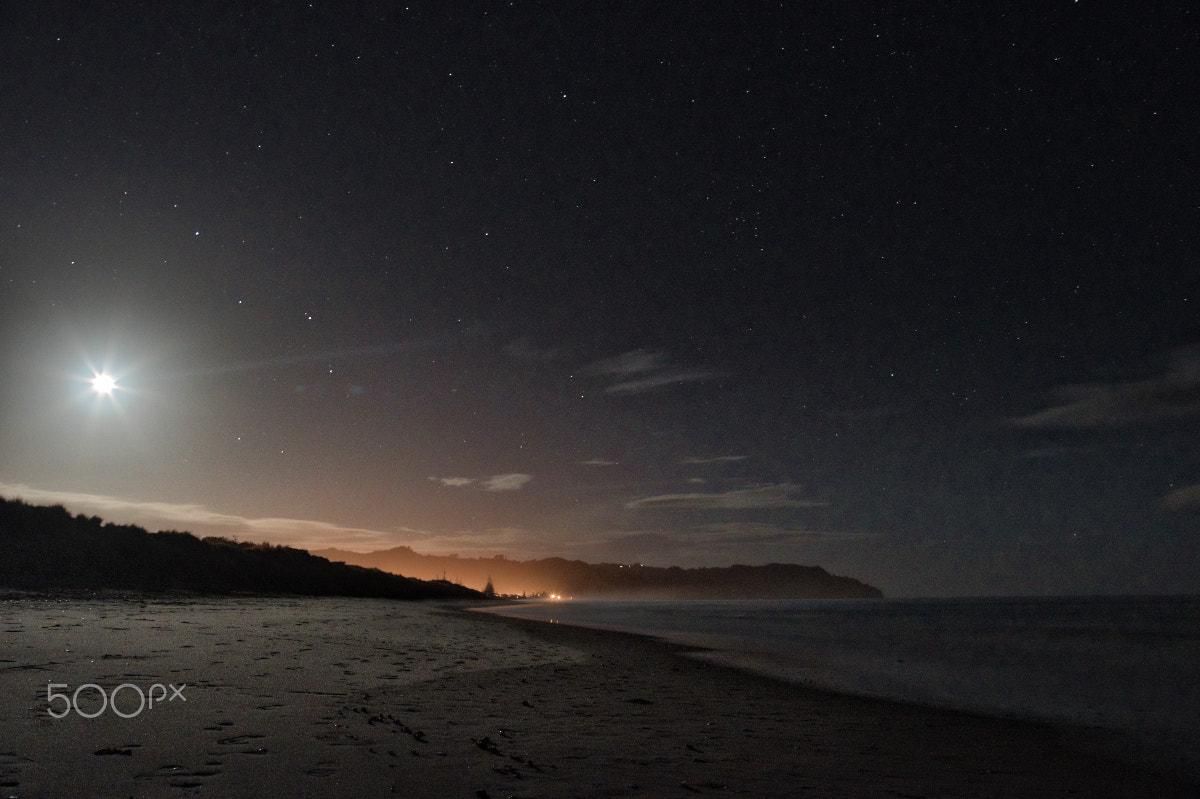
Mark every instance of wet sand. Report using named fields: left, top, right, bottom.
left=0, top=594, right=1194, bottom=797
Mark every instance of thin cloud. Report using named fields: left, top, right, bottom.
left=584, top=349, right=667, bottom=376
left=1014, top=345, right=1200, bottom=428
left=1162, top=483, right=1200, bottom=511
left=0, top=481, right=564, bottom=559
left=0, top=482, right=404, bottom=551
left=429, top=473, right=533, bottom=491
left=680, top=455, right=748, bottom=464
left=625, top=483, right=828, bottom=510
left=582, top=349, right=725, bottom=395
left=579, top=459, right=619, bottom=466
left=605, top=369, right=721, bottom=395
left=482, top=473, right=533, bottom=492
left=430, top=477, right=476, bottom=488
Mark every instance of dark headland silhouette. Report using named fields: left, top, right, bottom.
left=0, top=495, right=881, bottom=599
left=311, top=546, right=884, bottom=599
left=0, top=496, right=480, bottom=599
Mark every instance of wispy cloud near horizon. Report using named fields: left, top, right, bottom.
left=582, top=348, right=723, bottom=395
left=605, top=369, right=721, bottom=395
left=583, top=348, right=667, bottom=377
left=429, top=477, right=477, bottom=488
left=428, top=473, right=533, bottom=491
left=0, top=482, right=410, bottom=552
left=625, top=483, right=828, bottom=510
left=0, top=481, right=854, bottom=569
left=1162, top=483, right=1200, bottom=511
left=1013, top=345, right=1200, bottom=428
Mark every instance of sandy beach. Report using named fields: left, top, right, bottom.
left=1, top=595, right=1194, bottom=798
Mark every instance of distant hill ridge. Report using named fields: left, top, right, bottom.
left=0, top=496, right=480, bottom=600
left=311, top=546, right=884, bottom=599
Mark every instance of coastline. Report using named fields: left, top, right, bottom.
left=1, top=594, right=1194, bottom=797
left=473, top=595, right=1200, bottom=782
left=470, top=606, right=1198, bottom=796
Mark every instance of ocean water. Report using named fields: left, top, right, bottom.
left=480, top=595, right=1200, bottom=774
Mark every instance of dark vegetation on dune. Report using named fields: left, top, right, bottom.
left=0, top=496, right=481, bottom=599
left=312, top=546, right=885, bottom=599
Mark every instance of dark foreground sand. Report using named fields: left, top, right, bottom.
left=0, top=595, right=1194, bottom=798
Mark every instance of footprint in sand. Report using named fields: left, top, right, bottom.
left=215, top=733, right=267, bottom=746
left=305, top=762, right=338, bottom=777
left=0, top=750, right=25, bottom=790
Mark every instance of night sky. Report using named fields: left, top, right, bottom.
left=2, top=2, right=1197, bottom=597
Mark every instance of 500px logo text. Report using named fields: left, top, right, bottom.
left=47, top=682, right=187, bottom=718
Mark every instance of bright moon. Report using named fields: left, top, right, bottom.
left=92, top=373, right=117, bottom=395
